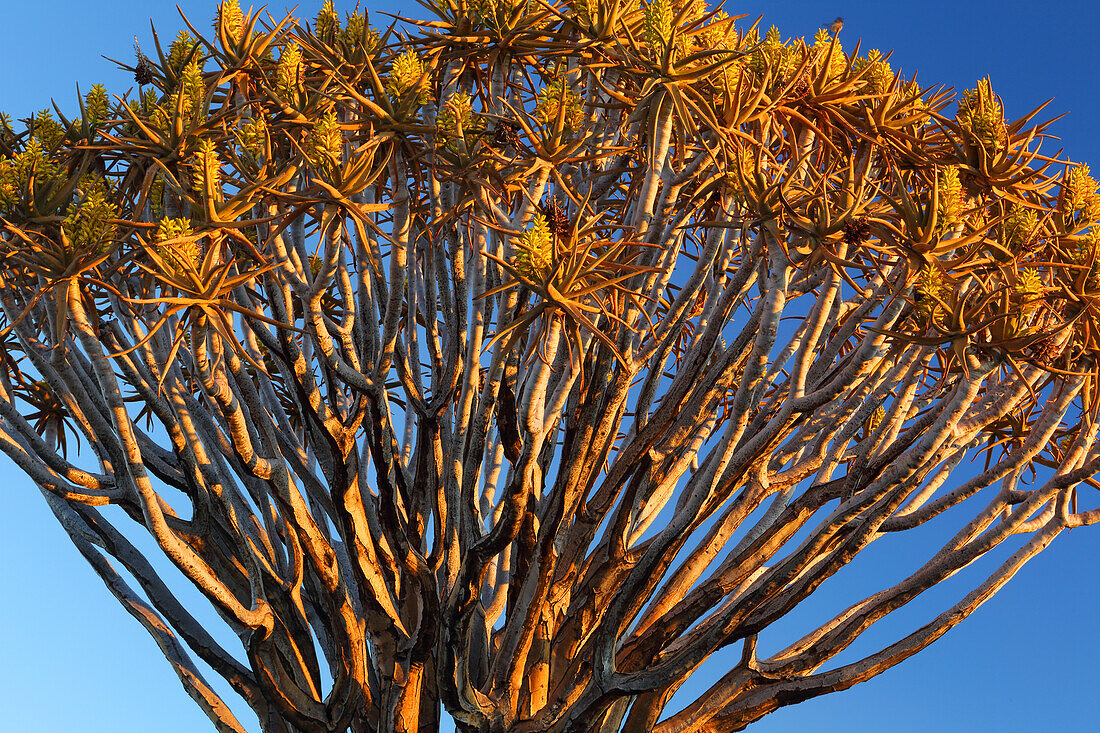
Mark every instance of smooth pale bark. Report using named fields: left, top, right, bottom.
left=0, top=4, right=1097, bottom=732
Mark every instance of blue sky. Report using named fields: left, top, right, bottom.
left=1, top=1, right=1099, bottom=731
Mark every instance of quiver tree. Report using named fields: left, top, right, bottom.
left=2, top=1, right=1100, bottom=730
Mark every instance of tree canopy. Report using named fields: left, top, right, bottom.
left=2, top=1, right=1099, bottom=731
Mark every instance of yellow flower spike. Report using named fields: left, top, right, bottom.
left=156, top=217, right=194, bottom=242
left=513, top=214, right=554, bottom=281
left=467, top=0, right=488, bottom=26
left=812, top=27, right=845, bottom=81
left=387, top=49, right=429, bottom=106
left=191, top=139, right=222, bottom=197
left=84, top=85, right=110, bottom=126
left=215, top=1, right=245, bottom=45
left=437, top=93, right=484, bottom=149
left=1066, top=164, right=1099, bottom=215
left=718, top=146, right=756, bottom=204
left=339, top=11, right=379, bottom=53
left=0, top=138, right=63, bottom=213
left=914, top=266, right=948, bottom=318
left=957, top=78, right=1007, bottom=152
left=1015, top=268, right=1044, bottom=304
left=148, top=176, right=165, bottom=219
left=749, top=26, right=796, bottom=83
left=571, top=0, right=639, bottom=28
left=643, top=0, right=674, bottom=47
left=571, top=0, right=591, bottom=25
left=276, top=43, right=303, bottom=100
left=315, top=0, right=340, bottom=42
left=179, top=60, right=206, bottom=120
left=167, top=30, right=197, bottom=73
left=150, top=102, right=171, bottom=133
left=683, top=0, right=707, bottom=23
left=0, top=174, right=12, bottom=212
left=698, top=9, right=730, bottom=49
left=63, top=176, right=117, bottom=254
left=237, top=116, right=268, bottom=158
left=853, top=49, right=893, bottom=96
left=936, top=166, right=964, bottom=234
left=31, top=110, right=66, bottom=149
left=470, top=0, right=540, bottom=35
left=966, top=204, right=988, bottom=231
left=154, top=217, right=200, bottom=272
left=437, top=93, right=470, bottom=136
left=535, top=79, right=584, bottom=134
left=308, top=109, right=343, bottom=171
left=1013, top=269, right=1045, bottom=334
left=1086, top=195, right=1100, bottom=224
left=135, top=88, right=159, bottom=115
left=1003, top=205, right=1038, bottom=250
left=1070, top=229, right=1100, bottom=289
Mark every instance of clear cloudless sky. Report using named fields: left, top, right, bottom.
left=1, top=1, right=1099, bottom=731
